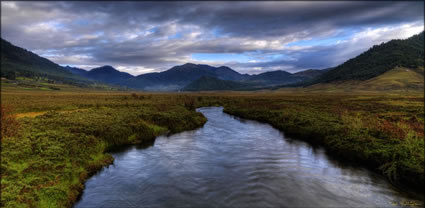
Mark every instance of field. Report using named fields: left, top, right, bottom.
left=307, top=67, right=424, bottom=92
left=1, top=88, right=207, bottom=207
left=217, top=91, right=424, bottom=190
left=1, top=85, right=424, bottom=207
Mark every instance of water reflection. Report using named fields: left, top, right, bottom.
left=75, top=107, right=423, bottom=208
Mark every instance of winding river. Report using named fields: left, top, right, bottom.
left=75, top=107, right=423, bottom=208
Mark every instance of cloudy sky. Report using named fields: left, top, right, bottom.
left=1, top=1, right=424, bottom=75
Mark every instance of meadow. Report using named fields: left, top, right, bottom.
left=1, top=85, right=424, bottom=207
left=1, top=88, right=206, bottom=207
left=187, top=90, right=424, bottom=190
left=217, top=91, right=424, bottom=189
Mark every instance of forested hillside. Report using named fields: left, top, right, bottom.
left=1, top=39, right=92, bottom=86
left=312, top=31, right=424, bottom=83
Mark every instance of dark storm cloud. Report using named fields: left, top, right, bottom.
left=184, top=1, right=423, bottom=38
left=1, top=1, right=424, bottom=74
left=9, top=1, right=421, bottom=38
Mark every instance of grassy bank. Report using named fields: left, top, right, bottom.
left=211, top=92, right=424, bottom=190
left=1, top=88, right=424, bottom=207
left=1, top=90, right=206, bottom=207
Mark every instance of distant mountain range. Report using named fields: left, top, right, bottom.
left=85, top=65, right=133, bottom=85
left=127, top=63, right=250, bottom=91
left=183, top=76, right=251, bottom=91
left=63, top=66, right=87, bottom=77
left=1, top=31, right=423, bottom=91
left=0, top=37, right=327, bottom=91
left=125, top=63, right=324, bottom=91
left=63, top=62, right=325, bottom=91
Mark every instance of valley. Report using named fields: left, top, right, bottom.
left=1, top=87, right=424, bottom=207
left=1, top=3, right=424, bottom=207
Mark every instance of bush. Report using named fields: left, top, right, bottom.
left=1, top=105, right=20, bottom=138
left=183, top=96, right=197, bottom=111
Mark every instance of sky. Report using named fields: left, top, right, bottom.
left=1, top=1, right=424, bottom=75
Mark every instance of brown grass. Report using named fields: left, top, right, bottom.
left=1, top=105, right=20, bottom=138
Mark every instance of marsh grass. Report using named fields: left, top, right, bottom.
left=218, top=92, right=424, bottom=190
left=1, top=90, right=207, bottom=207
left=1, top=105, right=20, bottom=138
left=1, top=89, right=423, bottom=207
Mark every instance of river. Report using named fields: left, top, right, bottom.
left=75, top=107, right=423, bottom=208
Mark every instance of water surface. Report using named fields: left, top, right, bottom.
left=75, top=107, right=423, bottom=208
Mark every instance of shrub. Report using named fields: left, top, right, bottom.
left=183, top=97, right=197, bottom=111
left=1, top=105, right=20, bottom=139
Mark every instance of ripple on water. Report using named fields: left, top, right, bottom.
left=75, top=107, right=424, bottom=208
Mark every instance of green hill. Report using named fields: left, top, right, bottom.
left=1, top=38, right=93, bottom=86
left=311, top=31, right=424, bottom=84
left=360, top=67, right=424, bottom=90
left=306, top=67, right=424, bottom=92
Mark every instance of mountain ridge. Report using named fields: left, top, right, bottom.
left=4, top=31, right=422, bottom=91
left=309, top=31, right=424, bottom=85
left=183, top=76, right=251, bottom=91
left=1, top=38, right=92, bottom=85
left=85, top=65, right=134, bottom=85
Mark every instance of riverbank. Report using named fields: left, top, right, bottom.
left=75, top=107, right=423, bottom=208
left=1, top=89, right=423, bottom=207
left=216, top=92, right=424, bottom=191
left=1, top=90, right=206, bottom=207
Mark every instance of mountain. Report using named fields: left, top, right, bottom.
left=0, top=38, right=330, bottom=91
left=64, top=66, right=88, bottom=76
left=150, top=63, right=246, bottom=81
left=85, top=65, right=134, bottom=85
left=0, top=38, right=325, bottom=91
left=127, top=63, right=250, bottom=90
left=247, top=70, right=299, bottom=86
left=310, top=31, right=424, bottom=84
left=127, top=63, right=326, bottom=91
left=292, top=69, right=330, bottom=80
left=182, top=68, right=330, bottom=91
left=1, top=38, right=91, bottom=85
left=211, top=66, right=250, bottom=81
left=64, top=65, right=135, bottom=86
left=183, top=76, right=250, bottom=91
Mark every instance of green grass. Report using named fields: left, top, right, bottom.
left=210, top=92, right=424, bottom=190
left=1, top=89, right=207, bottom=207
left=1, top=76, right=121, bottom=92
left=1, top=87, right=424, bottom=207
left=308, top=67, right=424, bottom=92
left=361, top=67, right=424, bottom=89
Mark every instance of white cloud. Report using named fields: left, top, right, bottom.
left=116, top=66, right=157, bottom=76
left=1, top=2, right=18, bottom=10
